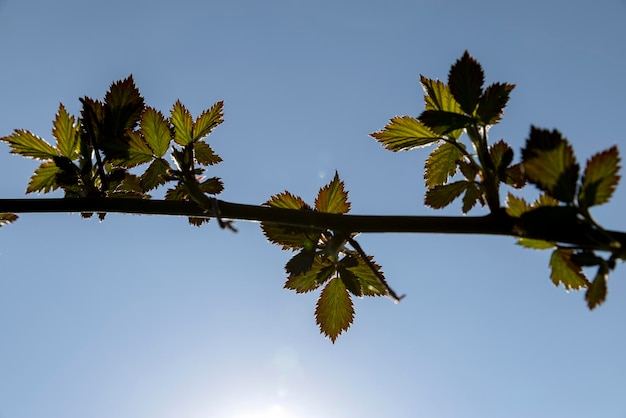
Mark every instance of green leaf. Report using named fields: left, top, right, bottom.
left=337, top=266, right=363, bottom=297
left=517, top=238, right=554, bottom=249
left=489, top=140, right=514, bottom=172
left=420, top=75, right=463, bottom=113
left=193, top=101, right=224, bottom=141
left=504, top=163, right=526, bottom=189
left=0, top=213, right=18, bottom=227
left=461, top=183, right=482, bottom=213
left=164, top=184, right=186, bottom=201
left=141, top=107, right=171, bottom=158
left=418, top=110, right=472, bottom=136
left=171, top=100, right=194, bottom=145
left=285, top=249, right=316, bottom=276
left=315, top=277, right=354, bottom=343
left=1, top=130, right=59, bottom=160
left=198, top=177, right=224, bottom=195
left=315, top=172, right=350, bottom=214
left=424, top=181, right=470, bottom=209
left=103, top=75, right=144, bottom=133
left=549, top=248, right=589, bottom=291
left=52, top=104, right=80, bottom=158
left=505, top=193, right=531, bottom=217
left=27, top=162, right=60, bottom=193
left=262, top=192, right=319, bottom=250
left=188, top=217, right=210, bottom=227
left=578, top=146, right=620, bottom=208
left=476, top=82, right=515, bottom=125
left=194, top=142, right=222, bottom=166
left=370, top=116, right=440, bottom=151
left=341, top=254, right=387, bottom=297
left=139, top=158, right=170, bottom=191
left=122, top=131, right=154, bottom=168
left=448, top=51, right=484, bottom=115
left=285, top=256, right=334, bottom=293
left=424, top=142, right=463, bottom=187
left=585, top=267, right=608, bottom=310
left=521, top=127, right=579, bottom=203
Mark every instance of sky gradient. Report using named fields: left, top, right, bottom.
left=1, top=1, right=626, bottom=417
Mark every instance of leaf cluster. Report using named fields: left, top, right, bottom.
left=0, top=76, right=225, bottom=224
left=261, top=172, right=398, bottom=342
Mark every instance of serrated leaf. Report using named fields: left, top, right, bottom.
left=121, top=131, right=154, bottom=168
left=52, top=104, right=80, bottom=158
left=549, top=248, right=589, bottom=291
left=337, top=266, right=362, bottom=297
left=194, top=142, right=222, bottom=166
left=1, top=130, right=59, bottom=160
left=0, top=213, right=18, bottom=227
left=420, top=75, right=463, bottom=113
left=424, top=142, right=463, bottom=187
left=285, top=256, right=334, bottom=293
left=141, top=107, right=171, bottom=158
left=476, top=82, right=515, bottom=125
left=504, top=163, right=526, bottom=189
left=578, top=146, right=620, bottom=208
left=419, top=110, right=472, bottom=136
left=522, top=127, right=579, bottom=203
left=341, top=254, right=387, bottom=297
left=262, top=192, right=319, bottom=250
left=171, top=100, right=194, bottom=146
left=198, top=177, right=224, bottom=195
left=370, top=116, right=440, bottom=151
left=315, top=277, right=354, bottom=343
left=489, top=140, right=514, bottom=172
left=103, top=75, right=144, bottom=133
left=285, top=249, right=316, bottom=276
left=188, top=217, right=210, bottom=227
left=505, top=193, right=531, bottom=217
left=27, top=161, right=60, bottom=193
left=461, top=183, right=482, bottom=213
left=193, top=101, right=224, bottom=141
left=585, top=267, right=608, bottom=309
left=139, top=158, right=170, bottom=191
left=458, top=159, right=477, bottom=180
left=315, top=172, right=350, bottom=214
left=517, top=238, right=554, bottom=249
left=424, top=181, right=470, bottom=209
left=448, top=51, right=484, bottom=115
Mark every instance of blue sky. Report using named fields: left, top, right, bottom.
left=1, top=1, right=626, bottom=417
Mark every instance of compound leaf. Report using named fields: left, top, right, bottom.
left=549, top=248, right=589, bottom=291
left=1, top=130, right=58, bottom=160
left=341, top=254, right=387, bottom=297
left=371, top=116, right=440, bottom=151
left=141, top=107, right=171, bottom=158
left=315, top=171, right=350, bottom=214
left=285, top=256, right=334, bottom=293
left=194, top=142, right=222, bottom=166
left=461, top=182, right=482, bottom=213
left=171, top=100, right=194, bottom=146
left=419, top=110, right=472, bottom=136
left=522, top=127, right=579, bottom=203
left=122, top=131, right=154, bottom=167
left=448, top=51, right=484, bottom=115
left=193, top=101, right=224, bottom=141
left=198, top=177, right=224, bottom=195
left=476, top=82, right=515, bottom=125
left=315, top=277, right=354, bottom=343
left=52, top=104, right=80, bottom=158
left=578, top=146, right=620, bottom=209
left=420, top=75, right=463, bottom=113
left=424, top=141, right=463, bottom=187
left=139, top=158, right=170, bottom=192
left=262, top=192, right=319, bottom=250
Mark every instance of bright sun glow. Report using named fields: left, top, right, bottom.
left=230, top=403, right=291, bottom=418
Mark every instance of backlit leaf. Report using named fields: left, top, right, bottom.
left=505, top=193, right=531, bottom=217
left=139, top=158, right=170, bottom=191
left=419, top=110, right=472, bottom=136
left=341, top=254, right=387, bottom=297
left=522, top=127, right=579, bottom=203
left=52, top=104, right=80, bottom=158
left=285, top=256, right=334, bottom=293
left=370, top=116, right=440, bottom=151
left=103, top=75, right=144, bottom=132
left=1, top=130, right=58, bottom=160
left=285, top=249, right=316, bottom=276
left=122, top=131, right=154, bottom=167
left=420, top=75, right=463, bottom=113
left=198, top=177, right=224, bottom=195
left=424, top=181, right=470, bottom=209
left=262, top=192, right=319, bottom=250
left=549, top=248, right=589, bottom=291
left=476, top=82, right=515, bottom=125
left=315, top=277, right=354, bottom=343
left=448, top=51, right=484, bottom=115
left=424, top=142, right=463, bottom=187
left=194, top=142, right=222, bottom=166
left=585, top=267, right=608, bottom=310
left=0, top=213, right=18, bottom=227
left=315, top=172, right=350, bottom=214
left=578, top=146, right=620, bottom=208
left=141, top=107, right=171, bottom=158
left=489, top=140, right=514, bottom=172
left=461, top=183, right=482, bottom=213
left=193, top=101, right=224, bottom=141
left=171, top=100, right=194, bottom=145
left=27, top=162, right=60, bottom=193
left=337, top=266, right=362, bottom=297
left=517, top=238, right=554, bottom=249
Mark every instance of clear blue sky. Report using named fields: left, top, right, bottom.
left=1, top=1, right=626, bottom=417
